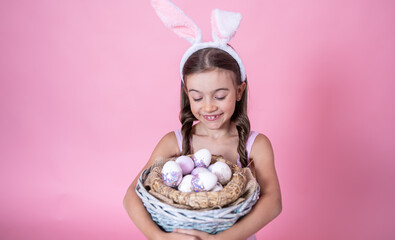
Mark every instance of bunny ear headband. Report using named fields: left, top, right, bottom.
left=150, top=0, right=246, bottom=82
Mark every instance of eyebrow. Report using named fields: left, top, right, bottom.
left=188, top=88, right=230, bottom=93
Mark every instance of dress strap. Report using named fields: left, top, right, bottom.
left=175, top=129, right=259, bottom=159
left=246, top=131, right=259, bottom=159
left=174, top=129, right=183, bottom=152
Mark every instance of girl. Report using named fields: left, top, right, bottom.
left=123, top=47, right=282, bottom=239
left=123, top=1, right=282, bottom=239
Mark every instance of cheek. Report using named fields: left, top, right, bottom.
left=222, top=98, right=236, bottom=113
left=188, top=99, right=199, bottom=114
left=190, top=104, right=198, bottom=113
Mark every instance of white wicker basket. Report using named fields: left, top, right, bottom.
left=135, top=166, right=260, bottom=234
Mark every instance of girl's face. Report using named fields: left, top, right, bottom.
left=185, top=68, right=246, bottom=130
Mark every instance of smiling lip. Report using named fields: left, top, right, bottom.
left=202, top=114, right=222, bottom=121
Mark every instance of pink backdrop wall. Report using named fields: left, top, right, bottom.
left=1, top=0, right=394, bottom=239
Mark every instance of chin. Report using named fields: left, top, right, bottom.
left=204, top=121, right=226, bottom=130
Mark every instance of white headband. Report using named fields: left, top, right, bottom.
left=151, top=0, right=246, bottom=82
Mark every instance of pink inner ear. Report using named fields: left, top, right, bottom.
left=211, top=11, right=225, bottom=40
left=151, top=0, right=200, bottom=42
left=173, top=26, right=198, bottom=40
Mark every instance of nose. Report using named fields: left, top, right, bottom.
left=203, top=99, right=217, bottom=113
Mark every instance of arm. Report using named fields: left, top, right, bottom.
left=123, top=132, right=202, bottom=240
left=176, top=134, right=282, bottom=240
left=219, top=134, right=282, bottom=239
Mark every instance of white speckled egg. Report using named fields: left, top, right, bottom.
left=191, top=167, right=209, bottom=175
left=193, top=149, right=212, bottom=168
left=209, top=161, right=232, bottom=185
left=191, top=171, right=218, bottom=192
left=208, top=164, right=214, bottom=172
left=161, top=161, right=183, bottom=187
left=211, top=182, right=223, bottom=192
left=177, top=174, right=194, bottom=192
left=175, top=155, right=194, bottom=175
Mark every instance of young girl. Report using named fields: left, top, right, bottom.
left=123, top=1, right=282, bottom=239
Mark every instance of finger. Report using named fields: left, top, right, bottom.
left=171, top=232, right=200, bottom=240
left=174, top=228, right=207, bottom=237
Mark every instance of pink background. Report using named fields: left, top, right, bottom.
left=1, top=0, right=394, bottom=239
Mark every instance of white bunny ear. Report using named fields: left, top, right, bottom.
left=211, top=9, right=242, bottom=43
left=151, top=0, right=202, bottom=44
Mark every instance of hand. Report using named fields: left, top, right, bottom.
left=172, top=229, right=216, bottom=240
left=159, top=230, right=205, bottom=240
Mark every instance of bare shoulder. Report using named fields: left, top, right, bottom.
left=157, top=131, right=179, bottom=150
left=147, top=131, right=180, bottom=165
left=249, top=133, right=280, bottom=196
left=250, top=133, right=274, bottom=163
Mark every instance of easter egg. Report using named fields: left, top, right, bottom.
left=178, top=174, right=194, bottom=192
left=193, top=149, right=212, bottom=168
left=208, top=164, right=214, bottom=172
left=209, top=161, right=232, bottom=185
left=175, top=155, right=194, bottom=175
left=191, top=171, right=218, bottom=192
left=161, top=161, right=183, bottom=187
left=191, top=167, right=209, bottom=175
left=211, top=182, right=223, bottom=192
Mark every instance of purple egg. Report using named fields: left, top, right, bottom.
left=191, top=167, right=209, bottom=175
left=175, top=155, right=195, bottom=175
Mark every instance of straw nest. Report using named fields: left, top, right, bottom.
left=143, top=155, right=251, bottom=210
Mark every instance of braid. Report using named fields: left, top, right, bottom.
left=232, top=82, right=250, bottom=167
left=179, top=84, right=196, bottom=155
left=235, top=113, right=250, bottom=167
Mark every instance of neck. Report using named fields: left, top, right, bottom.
left=194, top=121, right=237, bottom=139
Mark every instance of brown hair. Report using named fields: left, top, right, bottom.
left=179, top=47, right=251, bottom=167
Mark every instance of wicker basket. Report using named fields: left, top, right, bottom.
left=145, top=155, right=249, bottom=209
left=135, top=156, right=260, bottom=234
